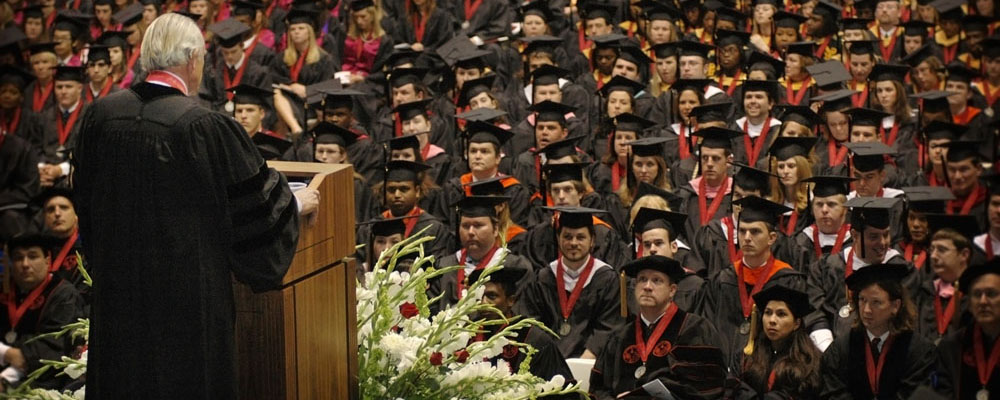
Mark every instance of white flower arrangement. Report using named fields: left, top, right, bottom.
left=357, top=229, right=585, bottom=400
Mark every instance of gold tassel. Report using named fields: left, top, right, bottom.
left=620, top=271, right=628, bottom=318
left=691, top=161, right=700, bottom=181
left=743, top=305, right=758, bottom=356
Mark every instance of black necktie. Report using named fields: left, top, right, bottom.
left=871, top=337, right=882, bottom=358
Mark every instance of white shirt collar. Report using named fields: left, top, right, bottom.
left=641, top=310, right=666, bottom=326
left=228, top=54, right=246, bottom=71
left=60, top=99, right=81, bottom=114
left=866, top=329, right=890, bottom=350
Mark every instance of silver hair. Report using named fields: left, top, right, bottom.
left=139, top=13, right=205, bottom=72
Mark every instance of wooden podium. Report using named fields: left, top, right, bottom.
left=233, top=162, right=358, bottom=400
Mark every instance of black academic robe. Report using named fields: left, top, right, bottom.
left=697, top=264, right=806, bottom=370
left=791, top=224, right=854, bottom=267
left=514, top=259, right=623, bottom=358
left=508, top=146, right=593, bottom=195
left=677, top=180, right=731, bottom=243
left=429, top=249, right=533, bottom=313
left=730, top=116, right=783, bottom=171
left=935, top=326, right=1000, bottom=399
left=0, top=275, right=84, bottom=389
left=819, top=329, right=935, bottom=399
left=391, top=8, right=456, bottom=52
left=274, top=51, right=337, bottom=86
left=805, top=250, right=917, bottom=338
left=446, top=0, right=512, bottom=39
left=73, top=82, right=301, bottom=400
left=4, top=107, right=47, bottom=163
left=357, top=208, right=455, bottom=262
left=513, top=217, right=630, bottom=271
left=693, top=217, right=810, bottom=279
left=912, top=277, right=971, bottom=344
left=21, top=80, right=56, bottom=114
left=0, top=132, right=39, bottom=241
left=202, top=57, right=273, bottom=113
left=39, top=102, right=89, bottom=165
left=589, top=310, right=723, bottom=400
left=46, top=234, right=89, bottom=305
left=435, top=174, right=535, bottom=228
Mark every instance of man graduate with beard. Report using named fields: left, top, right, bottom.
left=589, top=255, right=722, bottom=400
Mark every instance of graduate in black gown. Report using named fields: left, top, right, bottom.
left=935, top=259, right=1000, bottom=399
left=515, top=206, right=624, bottom=359
left=72, top=17, right=308, bottom=395
left=590, top=255, right=722, bottom=399
left=316, top=88, right=383, bottom=183
left=429, top=195, right=533, bottom=312
left=677, top=126, right=741, bottom=242
left=38, top=66, right=89, bottom=187
left=912, top=218, right=975, bottom=344
left=818, top=264, right=935, bottom=400
left=0, top=234, right=85, bottom=389
left=310, top=121, right=378, bottom=225
left=35, top=187, right=89, bottom=301
left=392, top=99, right=455, bottom=186
left=668, top=102, right=734, bottom=190
left=631, top=208, right=705, bottom=317
left=391, top=0, right=456, bottom=52
left=203, top=19, right=273, bottom=113
left=940, top=140, right=990, bottom=230
left=791, top=176, right=855, bottom=266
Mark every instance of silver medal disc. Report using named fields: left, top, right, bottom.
left=839, top=305, right=851, bottom=318
left=225, top=101, right=234, bottom=113
left=739, top=321, right=750, bottom=335
left=985, top=108, right=995, bottom=118
left=977, top=389, right=989, bottom=400
left=634, top=364, right=647, bottom=379
left=559, top=321, right=572, bottom=336
left=934, top=337, right=941, bottom=346
left=4, top=331, right=15, bottom=343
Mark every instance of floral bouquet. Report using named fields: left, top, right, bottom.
left=357, top=230, right=584, bottom=400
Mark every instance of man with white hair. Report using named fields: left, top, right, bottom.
left=71, top=13, right=319, bottom=399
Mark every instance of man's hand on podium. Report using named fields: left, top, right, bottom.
left=295, top=188, right=320, bottom=226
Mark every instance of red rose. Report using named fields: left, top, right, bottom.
left=963, top=349, right=976, bottom=366
left=653, top=340, right=673, bottom=357
left=454, top=349, right=470, bottom=363
left=502, top=344, right=519, bottom=359
left=429, top=352, right=443, bottom=366
left=399, top=302, right=419, bottom=319
left=622, top=345, right=640, bottom=364
left=63, top=255, right=78, bottom=270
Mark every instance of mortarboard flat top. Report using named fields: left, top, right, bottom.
left=17, top=5, right=43, bottom=19
left=543, top=162, right=587, bottom=183
left=741, top=79, right=779, bottom=98
left=387, top=134, right=420, bottom=151
left=775, top=105, right=822, bottom=126
left=311, top=121, right=358, bottom=147
left=435, top=35, right=478, bottom=67
left=285, top=7, right=318, bottom=26
left=715, top=7, right=746, bottom=23
left=392, top=98, right=432, bottom=121
left=531, top=64, right=570, bottom=86
left=386, top=49, right=421, bottom=68
left=520, top=0, right=556, bottom=21
left=752, top=285, right=814, bottom=318
left=616, top=44, right=653, bottom=66
left=643, top=2, right=681, bottom=21
left=6, top=234, right=59, bottom=252
left=901, top=19, right=933, bottom=35
left=774, top=11, right=807, bottom=27
left=926, top=212, right=982, bottom=240
left=869, top=63, right=910, bottom=82
left=959, top=259, right=1000, bottom=294
left=0, top=27, right=26, bottom=50
left=86, top=45, right=111, bottom=62
left=455, top=195, right=510, bottom=218
left=388, top=67, right=428, bottom=88
left=466, top=176, right=506, bottom=196
left=981, top=37, right=1000, bottom=59
left=209, top=18, right=252, bottom=48
left=632, top=207, right=687, bottom=239
left=688, top=102, right=732, bottom=123
left=692, top=126, right=741, bottom=150
left=963, top=15, right=991, bottom=31
left=910, top=90, right=954, bottom=112
left=53, top=65, right=85, bottom=82
left=732, top=162, right=776, bottom=192
left=546, top=205, right=606, bottom=229
left=769, top=136, right=817, bottom=161
left=671, top=78, right=713, bottom=93
left=622, top=255, right=686, bottom=282
left=846, top=40, right=877, bottom=56
left=814, top=89, right=857, bottom=111
left=172, top=10, right=203, bottom=21
left=599, top=75, right=646, bottom=97
left=945, top=62, right=978, bottom=84
left=714, top=29, right=750, bottom=47
left=522, top=35, right=564, bottom=55
left=803, top=175, right=856, bottom=197
left=734, top=195, right=791, bottom=227
left=252, top=133, right=292, bottom=159
left=902, top=186, right=954, bottom=213
left=113, top=3, right=144, bottom=26
left=985, top=174, right=1000, bottom=196
left=812, top=0, right=843, bottom=17
left=628, top=136, right=669, bottom=157
left=677, top=39, right=714, bottom=58
left=785, top=42, right=817, bottom=59
left=807, top=61, right=851, bottom=88
left=841, top=17, right=873, bottom=31
left=843, top=107, right=891, bottom=126
left=54, top=11, right=90, bottom=36
left=349, top=0, right=375, bottom=11
left=651, top=42, right=679, bottom=58
left=0, top=66, right=35, bottom=91
left=537, top=135, right=582, bottom=159
left=465, top=120, right=513, bottom=147
left=901, top=44, right=938, bottom=67
left=582, top=2, right=617, bottom=21
left=320, top=87, right=365, bottom=109
left=385, top=160, right=432, bottom=182
left=591, top=33, right=628, bottom=49
left=845, top=263, right=909, bottom=292
left=846, top=196, right=900, bottom=229
left=359, top=215, right=412, bottom=237
left=634, top=181, right=683, bottom=210
left=614, top=113, right=656, bottom=133
left=942, top=140, right=982, bottom=162
left=528, top=100, right=575, bottom=123
left=97, top=31, right=131, bottom=48
left=922, top=120, right=966, bottom=141
left=746, top=50, right=785, bottom=75
left=846, top=141, right=894, bottom=172
left=28, top=42, right=57, bottom=56
left=232, top=0, right=266, bottom=14
left=931, top=0, right=964, bottom=18
left=468, top=264, right=528, bottom=288
left=457, top=74, right=497, bottom=107
left=456, top=107, right=507, bottom=122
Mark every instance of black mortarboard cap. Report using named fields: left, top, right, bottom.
left=740, top=79, right=779, bottom=99
left=628, top=136, right=669, bottom=157
left=844, top=107, right=890, bottom=127
left=285, top=7, right=318, bottom=26
left=715, top=7, right=746, bottom=24
left=252, top=133, right=292, bottom=159
left=845, top=263, right=908, bottom=292
left=582, top=2, right=617, bottom=22
left=982, top=37, right=1000, bottom=59
left=531, top=64, right=569, bottom=86
left=846, top=141, right=894, bottom=172
left=0, top=27, right=25, bottom=53
left=113, top=3, right=144, bottom=26
left=233, top=0, right=266, bottom=15
left=53, top=65, right=85, bottom=82
left=959, top=258, right=1000, bottom=294
left=393, top=98, right=432, bottom=121
left=942, top=140, right=982, bottom=163
left=813, top=89, right=856, bottom=111
left=385, top=160, right=432, bottom=182
left=386, top=49, right=421, bottom=68
left=388, top=134, right=420, bottom=152
left=807, top=61, right=851, bottom=88
left=209, top=18, right=252, bottom=48
left=902, top=19, right=933, bottom=36
left=632, top=207, right=687, bottom=241
left=752, top=285, right=814, bottom=318
left=985, top=174, right=1000, bottom=196
left=468, top=176, right=506, bottom=196
left=922, top=120, right=965, bottom=141
left=467, top=264, right=529, bottom=288
left=671, top=78, right=713, bottom=93
left=841, top=17, right=872, bottom=31
left=945, top=62, right=978, bottom=84
left=537, top=135, right=582, bottom=159
left=715, top=29, right=750, bottom=47
left=733, top=162, right=775, bottom=192
left=734, top=195, right=791, bottom=227
left=902, top=186, right=954, bottom=213
left=548, top=206, right=606, bottom=229
left=623, top=255, right=686, bottom=282
left=86, top=45, right=111, bottom=63
left=529, top=100, right=575, bottom=123
left=846, top=40, right=877, bottom=56
left=521, top=0, right=556, bottom=21
left=643, top=1, right=680, bottom=21
left=0, top=66, right=35, bottom=91
left=173, top=10, right=203, bottom=21
left=616, top=44, right=653, bottom=66
left=785, top=41, right=817, bottom=59
left=435, top=36, right=478, bottom=67
left=543, top=162, right=587, bottom=183
left=349, top=0, right=375, bottom=11
left=97, top=31, right=130, bottom=48
left=457, top=74, right=497, bottom=107
left=522, top=35, right=564, bottom=55
left=963, top=15, right=991, bottom=32
left=634, top=182, right=684, bottom=210
left=6, top=234, right=59, bottom=253
left=614, top=113, right=656, bottom=133
left=455, top=195, right=510, bottom=218
left=320, top=87, right=364, bottom=110
left=774, top=11, right=807, bottom=28
left=18, top=5, right=43, bottom=19
left=932, top=0, right=964, bottom=20
left=360, top=215, right=410, bottom=237
left=812, top=0, right=842, bottom=18
left=465, top=121, right=513, bottom=146
left=688, top=102, right=732, bottom=123
left=693, top=126, right=741, bottom=150
left=591, top=33, right=627, bottom=49
left=746, top=50, right=785, bottom=76
left=28, top=42, right=57, bottom=56
left=869, top=63, right=911, bottom=82
left=456, top=107, right=507, bottom=122
left=598, top=75, right=646, bottom=97
left=901, top=44, right=938, bottom=68
left=651, top=42, right=679, bottom=58
left=846, top=196, right=900, bottom=229
left=388, top=67, right=428, bottom=88
left=910, top=90, right=953, bottom=113
left=677, top=39, right=714, bottom=58
left=769, top=136, right=817, bottom=161
left=803, top=175, right=855, bottom=197
left=54, top=11, right=89, bottom=38
left=311, top=121, right=358, bottom=147
left=775, top=105, right=822, bottom=127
